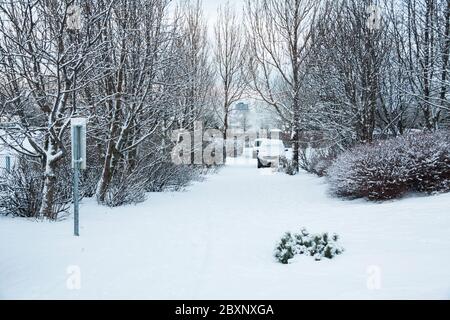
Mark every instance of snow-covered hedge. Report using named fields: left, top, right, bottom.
left=328, top=131, right=450, bottom=200
left=279, top=157, right=298, bottom=175
left=406, top=132, right=450, bottom=193
left=0, top=157, right=42, bottom=217
left=145, top=162, right=204, bottom=193
left=103, top=155, right=208, bottom=207
left=0, top=156, right=72, bottom=218
left=274, top=228, right=344, bottom=264
left=300, top=147, right=337, bottom=177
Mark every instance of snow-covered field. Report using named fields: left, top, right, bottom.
left=1, top=158, right=450, bottom=299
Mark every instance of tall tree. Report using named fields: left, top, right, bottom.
left=94, top=0, right=172, bottom=204
left=388, top=0, right=450, bottom=130
left=214, top=1, right=248, bottom=162
left=0, top=0, right=112, bottom=218
left=245, top=0, right=321, bottom=173
left=306, top=0, right=390, bottom=144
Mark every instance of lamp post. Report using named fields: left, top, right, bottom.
left=73, top=126, right=81, bottom=236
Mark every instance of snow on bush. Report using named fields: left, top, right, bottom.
left=145, top=162, right=204, bottom=193
left=300, top=147, right=338, bottom=177
left=274, top=228, right=344, bottom=264
left=405, top=131, right=450, bottom=193
left=103, top=153, right=208, bottom=207
left=279, top=157, right=298, bottom=175
left=103, top=166, right=147, bottom=207
left=0, top=156, right=72, bottom=218
left=328, top=131, right=450, bottom=201
left=0, top=157, right=43, bottom=217
left=274, top=232, right=296, bottom=264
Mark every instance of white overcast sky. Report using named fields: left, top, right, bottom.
left=202, top=0, right=245, bottom=29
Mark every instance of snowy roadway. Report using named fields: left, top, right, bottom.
left=1, top=158, right=450, bottom=299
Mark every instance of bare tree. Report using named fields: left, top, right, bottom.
left=0, top=0, right=227, bottom=216
left=245, top=0, right=322, bottom=173
left=214, top=1, right=248, bottom=162
left=94, top=0, right=172, bottom=204
left=172, top=0, right=215, bottom=131
left=0, top=0, right=112, bottom=218
left=304, top=0, right=391, bottom=145
left=388, top=0, right=450, bottom=130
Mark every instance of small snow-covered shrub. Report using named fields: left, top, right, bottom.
left=299, top=147, right=337, bottom=177
left=279, top=157, right=298, bottom=175
left=80, top=166, right=102, bottom=198
left=103, top=162, right=147, bottom=207
left=310, top=150, right=337, bottom=177
left=145, top=162, right=202, bottom=192
left=328, top=131, right=450, bottom=200
left=274, top=228, right=344, bottom=264
left=0, top=156, right=72, bottom=218
left=0, top=157, right=42, bottom=217
left=404, top=132, right=450, bottom=193
left=294, top=228, right=344, bottom=261
left=274, top=232, right=297, bottom=264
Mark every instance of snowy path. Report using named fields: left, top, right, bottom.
left=1, top=158, right=450, bottom=299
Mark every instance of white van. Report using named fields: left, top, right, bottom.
left=256, top=139, right=287, bottom=168
left=252, top=138, right=269, bottom=159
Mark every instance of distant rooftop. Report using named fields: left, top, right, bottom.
left=234, top=102, right=249, bottom=112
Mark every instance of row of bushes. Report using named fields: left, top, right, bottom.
left=299, top=147, right=337, bottom=177
left=0, top=157, right=73, bottom=218
left=0, top=154, right=206, bottom=218
left=324, top=131, right=450, bottom=200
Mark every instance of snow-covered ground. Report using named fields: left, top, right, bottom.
left=1, top=157, right=450, bottom=299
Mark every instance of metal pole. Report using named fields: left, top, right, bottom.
left=74, top=125, right=81, bottom=237
left=71, top=3, right=81, bottom=237
left=5, top=155, right=10, bottom=173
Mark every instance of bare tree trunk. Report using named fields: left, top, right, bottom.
left=39, top=146, right=60, bottom=219
left=96, top=147, right=114, bottom=204
left=292, top=108, right=301, bottom=172
left=223, top=111, right=229, bottom=163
